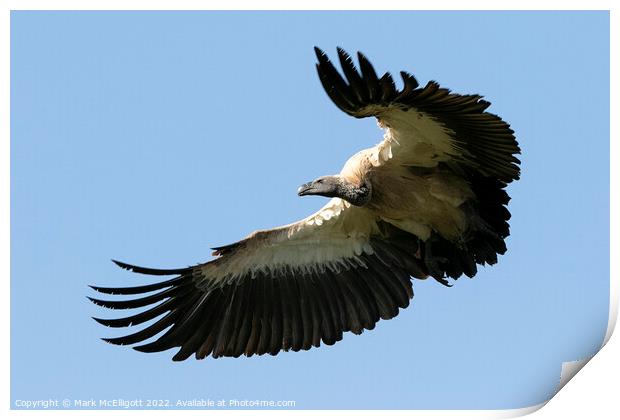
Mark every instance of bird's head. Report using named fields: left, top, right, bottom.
left=297, top=176, right=341, bottom=198
left=297, top=175, right=371, bottom=206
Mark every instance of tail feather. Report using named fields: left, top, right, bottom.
left=421, top=175, right=512, bottom=283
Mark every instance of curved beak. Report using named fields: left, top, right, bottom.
left=297, top=182, right=315, bottom=196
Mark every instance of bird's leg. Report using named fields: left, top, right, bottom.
left=422, top=237, right=451, bottom=287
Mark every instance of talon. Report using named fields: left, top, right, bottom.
left=423, top=237, right=450, bottom=286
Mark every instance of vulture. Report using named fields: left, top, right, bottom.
left=89, top=47, right=520, bottom=361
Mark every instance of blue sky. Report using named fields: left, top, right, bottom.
left=11, top=11, right=609, bottom=409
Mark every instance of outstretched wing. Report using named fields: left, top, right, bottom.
left=90, top=199, right=427, bottom=361
left=315, top=47, right=521, bottom=284
left=314, top=47, right=521, bottom=183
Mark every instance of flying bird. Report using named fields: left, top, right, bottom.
left=89, top=47, right=520, bottom=361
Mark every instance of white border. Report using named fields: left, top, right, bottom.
left=0, top=0, right=617, bottom=10
left=2, top=1, right=617, bottom=419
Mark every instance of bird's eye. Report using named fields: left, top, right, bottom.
left=317, top=179, right=323, bottom=184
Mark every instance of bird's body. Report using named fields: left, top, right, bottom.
left=90, top=47, right=520, bottom=360
left=362, top=156, right=474, bottom=241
